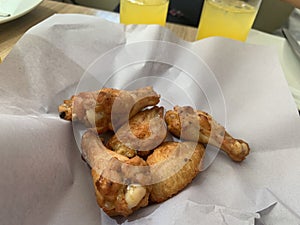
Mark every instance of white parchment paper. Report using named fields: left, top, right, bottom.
left=1, top=14, right=300, bottom=225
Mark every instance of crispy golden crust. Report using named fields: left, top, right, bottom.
left=107, top=106, right=167, bottom=159
left=81, top=129, right=152, bottom=217
left=81, top=129, right=128, bottom=169
left=165, top=106, right=250, bottom=162
left=91, top=156, right=151, bottom=217
left=147, top=142, right=205, bottom=203
left=58, top=86, right=160, bottom=134
left=58, top=97, right=74, bottom=120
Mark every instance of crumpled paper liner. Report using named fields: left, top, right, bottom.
left=1, top=14, right=300, bottom=225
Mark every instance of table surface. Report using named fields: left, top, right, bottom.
left=0, top=0, right=197, bottom=62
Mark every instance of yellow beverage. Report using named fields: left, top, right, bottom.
left=197, top=0, right=259, bottom=41
left=120, top=0, right=169, bottom=26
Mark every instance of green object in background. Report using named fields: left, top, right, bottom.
left=74, top=0, right=120, bottom=11
left=253, top=0, right=294, bottom=33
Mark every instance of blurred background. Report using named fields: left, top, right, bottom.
left=53, top=0, right=295, bottom=33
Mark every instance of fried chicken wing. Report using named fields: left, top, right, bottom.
left=107, top=106, right=167, bottom=159
left=81, top=129, right=152, bottom=217
left=147, top=142, right=205, bottom=203
left=165, top=106, right=250, bottom=162
left=58, top=86, right=160, bottom=134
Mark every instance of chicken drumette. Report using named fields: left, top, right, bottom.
left=165, top=106, right=250, bottom=162
left=107, top=106, right=167, bottom=159
left=58, top=86, right=160, bottom=134
left=81, top=129, right=152, bottom=217
left=147, top=141, right=205, bottom=203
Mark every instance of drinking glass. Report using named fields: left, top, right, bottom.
left=196, top=0, right=262, bottom=41
left=120, top=0, right=169, bottom=26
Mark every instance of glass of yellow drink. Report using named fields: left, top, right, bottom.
left=120, top=0, right=169, bottom=26
left=196, top=0, right=262, bottom=41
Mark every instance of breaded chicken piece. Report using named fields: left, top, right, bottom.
left=107, top=106, right=167, bottom=159
left=165, top=106, right=250, bottom=162
left=147, top=142, right=205, bottom=203
left=58, top=86, right=160, bottom=134
left=81, top=129, right=152, bottom=217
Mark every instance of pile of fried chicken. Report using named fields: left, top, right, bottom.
left=58, top=86, right=250, bottom=217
